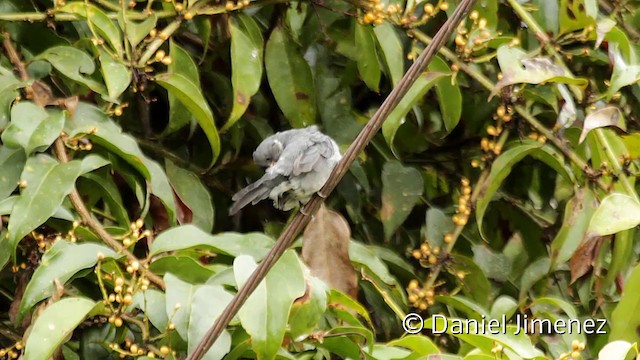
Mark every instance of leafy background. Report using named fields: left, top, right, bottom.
left=1, top=0, right=640, bottom=359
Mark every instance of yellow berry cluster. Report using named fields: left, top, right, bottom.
left=362, top=0, right=397, bottom=26
left=0, top=342, right=23, bottom=359
left=411, top=241, right=442, bottom=267
left=407, top=279, right=435, bottom=310
left=452, top=178, right=471, bottom=226
left=527, top=132, right=547, bottom=144
left=454, top=10, right=499, bottom=58
left=108, top=341, right=171, bottom=358
left=558, top=340, right=586, bottom=360
left=491, top=342, right=503, bottom=354
left=224, top=0, right=251, bottom=12
left=121, top=219, right=152, bottom=248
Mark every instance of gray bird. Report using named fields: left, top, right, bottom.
left=229, top=126, right=341, bottom=215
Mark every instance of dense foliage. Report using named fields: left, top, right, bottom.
left=1, top=0, right=640, bottom=359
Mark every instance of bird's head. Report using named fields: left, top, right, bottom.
left=253, top=137, right=283, bottom=167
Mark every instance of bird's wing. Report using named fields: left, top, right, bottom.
left=271, top=133, right=336, bottom=177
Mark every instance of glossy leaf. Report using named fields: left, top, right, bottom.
left=156, top=73, right=221, bottom=166
left=187, top=284, right=234, bottom=359
left=550, top=188, right=597, bottom=267
left=265, top=26, right=316, bottom=127
left=99, top=49, right=131, bottom=101
left=373, top=22, right=403, bottom=86
left=59, top=2, right=123, bottom=56
left=8, top=155, right=83, bottom=259
left=24, top=297, right=97, bottom=360
left=387, top=335, right=439, bottom=358
left=588, top=193, right=640, bottom=236
left=132, top=289, right=168, bottom=331
left=610, top=264, right=640, bottom=342
left=380, top=161, right=424, bottom=239
left=355, top=23, right=381, bottom=92
left=166, top=159, right=214, bottom=232
left=475, top=142, right=542, bottom=239
left=150, top=224, right=274, bottom=260
left=559, top=0, right=596, bottom=34
left=225, top=14, right=264, bottom=130
left=18, top=241, right=117, bottom=320
left=288, top=276, right=328, bottom=339
left=144, top=159, right=177, bottom=226
left=493, top=46, right=587, bottom=98
left=425, top=317, right=545, bottom=358
left=234, top=251, right=305, bottom=360
left=598, top=341, right=634, bottom=360
left=0, top=146, right=26, bottom=200
left=429, top=56, right=461, bottom=133
left=2, top=102, right=64, bottom=154
left=121, top=13, right=157, bottom=48
left=162, top=41, right=199, bottom=136
left=606, top=43, right=640, bottom=100
left=37, top=46, right=106, bottom=94
left=382, top=72, right=445, bottom=155
left=579, top=106, right=625, bottom=143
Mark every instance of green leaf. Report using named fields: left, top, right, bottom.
left=349, top=241, right=395, bottom=284
left=425, top=317, right=545, bottom=358
left=265, top=26, right=316, bottom=127
left=59, top=2, right=123, bottom=56
left=165, top=159, right=213, bottom=232
left=475, top=142, right=542, bottom=239
left=156, top=72, right=221, bottom=166
left=149, top=255, right=215, bottom=284
left=493, top=46, right=587, bottom=98
left=99, top=49, right=131, bottom=102
left=150, top=224, right=275, bottom=260
left=225, top=14, right=264, bottom=130
left=606, top=43, right=640, bottom=100
left=132, top=289, right=168, bottom=331
left=0, top=146, right=26, bottom=200
left=588, top=193, right=640, bottom=236
left=559, top=0, right=596, bottom=35
left=65, top=102, right=150, bottom=179
left=382, top=72, right=445, bottom=156
left=0, top=69, right=23, bottom=130
left=550, top=188, right=597, bottom=267
left=519, top=257, right=550, bottom=299
left=288, top=276, right=328, bottom=339
left=234, top=251, right=305, bottom=360
left=598, top=341, right=634, bottom=360
left=8, top=155, right=83, bottom=259
left=162, top=41, right=199, bottom=136
left=164, top=274, right=233, bottom=359
left=80, top=171, right=129, bottom=226
left=144, top=159, right=177, bottom=226
left=429, top=56, right=461, bottom=133
left=425, top=207, right=455, bottom=249
left=355, top=23, right=381, bottom=92
left=472, top=245, right=512, bottom=282
left=18, top=241, right=117, bottom=321
left=387, top=335, right=440, bottom=359
left=2, top=102, right=64, bottom=154
left=610, top=263, right=640, bottom=343
left=37, top=46, right=106, bottom=94
left=24, top=297, right=97, bottom=360
left=121, top=13, right=157, bottom=48
left=373, top=22, right=403, bottom=87
left=380, top=161, right=423, bottom=239
left=187, top=285, right=234, bottom=359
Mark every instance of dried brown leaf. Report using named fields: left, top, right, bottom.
left=302, top=204, right=357, bottom=298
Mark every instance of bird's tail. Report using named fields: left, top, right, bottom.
left=229, top=173, right=286, bottom=215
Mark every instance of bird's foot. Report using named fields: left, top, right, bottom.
left=316, top=190, right=328, bottom=199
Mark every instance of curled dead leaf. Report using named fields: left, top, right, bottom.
left=302, top=204, right=357, bottom=298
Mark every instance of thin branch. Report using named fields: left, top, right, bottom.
left=186, top=0, right=479, bottom=358
left=54, top=139, right=165, bottom=290
left=0, top=10, right=176, bottom=21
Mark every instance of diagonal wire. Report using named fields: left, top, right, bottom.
left=187, top=1, right=478, bottom=358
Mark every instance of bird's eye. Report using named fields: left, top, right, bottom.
left=265, top=157, right=271, bottom=162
